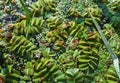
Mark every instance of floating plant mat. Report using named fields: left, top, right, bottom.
left=0, top=0, right=120, bottom=82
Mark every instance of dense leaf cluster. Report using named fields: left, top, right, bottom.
left=0, top=0, right=120, bottom=83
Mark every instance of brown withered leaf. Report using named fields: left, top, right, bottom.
left=0, top=76, right=4, bottom=83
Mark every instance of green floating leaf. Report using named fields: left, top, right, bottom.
left=26, top=62, right=33, bottom=68
left=24, top=68, right=34, bottom=76
left=42, top=48, right=50, bottom=57
left=22, top=76, right=30, bottom=81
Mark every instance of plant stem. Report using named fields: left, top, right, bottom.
left=90, top=12, right=120, bottom=79
left=19, top=0, right=30, bottom=38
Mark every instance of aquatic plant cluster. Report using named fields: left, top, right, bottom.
left=0, top=0, right=120, bottom=83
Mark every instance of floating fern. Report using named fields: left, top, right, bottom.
left=7, top=35, right=38, bottom=56
left=13, top=17, right=44, bottom=36
left=30, top=0, right=57, bottom=16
